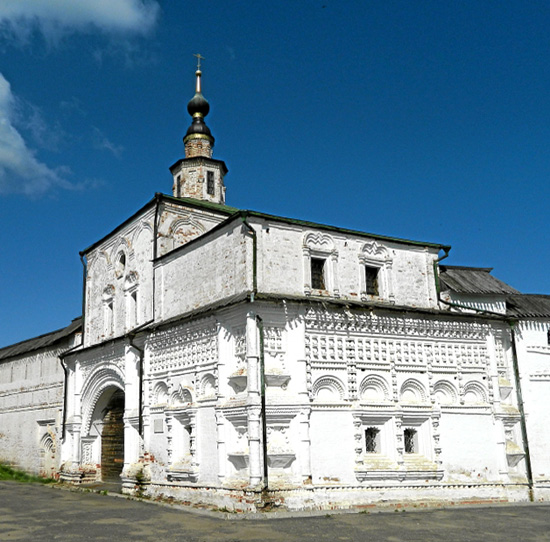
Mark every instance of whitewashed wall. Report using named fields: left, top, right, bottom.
left=515, top=319, right=550, bottom=495
left=84, top=200, right=231, bottom=346
left=252, top=217, right=441, bottom=309
left=84, top=206, right=156, bottom=346
left=154, top=219, right=252, bottom=322
left=0, top=337, right=77, bottom=476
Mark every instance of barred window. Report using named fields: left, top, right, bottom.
left=207, top=171, right=215, bottom=195
left=311, top=257, right=326, bottom=290
left=365, top=266, right=379, bottom=295
left=404, top=428, right=417, bottom=453
left=365, top=427, right=380, bottom=453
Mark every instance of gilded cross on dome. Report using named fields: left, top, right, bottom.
left=193, top=53, right=205, bottom=70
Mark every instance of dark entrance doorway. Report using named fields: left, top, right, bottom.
left=101, top=389, right=125, bottom=481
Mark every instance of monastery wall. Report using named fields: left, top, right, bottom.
left=0, top=344, right=68, bottom=476
left=443, top=292, right=508, bottom=314
left=252, top=217, right=440, bottom=309
left=515, top=319, right=550, bottom=495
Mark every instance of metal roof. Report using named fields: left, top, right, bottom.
left=439, top=265, right=520, bottom=295
left=0, top=317, right=82, bottom=361
left=506, top=295, right=550, bottom=318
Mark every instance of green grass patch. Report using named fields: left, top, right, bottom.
left=0, top=464, right=55, bottom=484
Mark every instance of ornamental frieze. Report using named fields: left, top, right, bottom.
left=148, top=318, right=218, bottom=373
left=305, top=307, right=489, bottom=341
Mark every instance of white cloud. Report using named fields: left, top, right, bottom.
left=0, top=0, right=160, bottom=42
left=92, top=127, right=124, bottom=158
left=14, top=100, right=66, bottom=152
left=0, top=72, right=72, bottom=195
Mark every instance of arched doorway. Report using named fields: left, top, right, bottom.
left=40, top=434, right=57, bottom=479
left=100, top=389, right=125, bottom=481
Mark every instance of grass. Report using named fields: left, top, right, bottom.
left=0, top=464, right=55, bottom=484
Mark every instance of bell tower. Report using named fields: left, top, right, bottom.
left=170, top=55, right=228, bottom=204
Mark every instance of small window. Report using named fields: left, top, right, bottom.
left=115, top=252, right=126, bottom=278
left=404, top=428, right=417, bottom=453
left=127, top=290, right=138, bottom=329
left=365, top=427, right=380, bottom=453
left=207, top=171, right=215, bottom=195
left=176, top=175, right=181, bottom=198
left=311, top=257, right=326, bottom=290
left=104, top=300, right=114, bottom=335
left=547, top=327, right=550, bottom=346
left=365, top=266, right=379, bottom=295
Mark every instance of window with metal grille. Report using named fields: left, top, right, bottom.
left=365, top=427, right=380, bottom=453
left=404, top=428, right=417, bottom=453
left=311, top=257, right=326, bottom=290
left=207, top=171, right=215, bottom=195
left=365, top=266, right=379, bottom=295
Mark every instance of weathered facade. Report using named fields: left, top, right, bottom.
left=1, top=67, right=550, bottom=511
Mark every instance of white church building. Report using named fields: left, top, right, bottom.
left=1, top=66, right=550, bottom=512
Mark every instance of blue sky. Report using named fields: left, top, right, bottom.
left=1, top=1, right=549, bottom=347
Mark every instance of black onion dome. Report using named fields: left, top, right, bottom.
left=185, top=115, right=213, bottom=138
left=187, top=91, right=210, bottom=118
left=184, top=68, right=214, bottom=143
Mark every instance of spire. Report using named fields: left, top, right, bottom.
left=184, top=54, right=214, bottom=158
left=170, top=56, right=228, bottom=205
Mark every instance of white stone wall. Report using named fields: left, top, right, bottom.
left=155, top=219, right=252, bottom=322
left=0, top=342, right=73, bottom=476
left=301, top=306, right=523, bottom=490
left=443, top=292, right=508, bottom=315
left=156, top=200, right=231, bottom=257
left=144, top=315, right=219, bottom=484
left=84, top=200, right=230, bottom=346
left=514, top=319, right=550, bottom=492
left=60, top=340, right=143, bottom=482
left=84, top=207, right=156, bottom=346
left=253, top=217, right=440, bottom=309
left=131, top=299, right=531, bottom=510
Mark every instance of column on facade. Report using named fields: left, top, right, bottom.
left=246, top=311, right=263, bottom=487
left=123, top=344, right=142, bottom=467
left=293, top=309, right=312, bottom=482
left=63, top=360, right=82, bottom=466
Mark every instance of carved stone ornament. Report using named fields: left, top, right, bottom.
left=227, top=452, right=249, bottom=470
left=505, top=439, right=525, bottom=467
left=267, top=453, right=296, bottom=469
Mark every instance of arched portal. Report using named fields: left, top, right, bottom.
left=90, top=387, right=125, bottom=481
left=40, top=434, right=57, bottom=479
left=101, top=389, right=125, bottom=480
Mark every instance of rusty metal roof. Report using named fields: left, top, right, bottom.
left=506, top=295, right=550, bottom=318
left=0, top=317, right=82, bottom=361
left=439, top=265, right=520, bottom=295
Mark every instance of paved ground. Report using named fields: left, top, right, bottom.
left=1, top=481, right=550, bottom=541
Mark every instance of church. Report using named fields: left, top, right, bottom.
left=1, top=64, right=550, bottom=512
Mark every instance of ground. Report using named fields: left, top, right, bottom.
left=1, top=481, right=550, bottom=541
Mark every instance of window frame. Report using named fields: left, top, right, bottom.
left=403, top=428, right=417, bottom=454
left=365, top=427, right=381, bottom=453
left=364, top=265, right=380, bottom=296
left=310, top=257, right=327, bottom=290
left=303, top=232, right=339, bottom=296
left=358, top=241, right=394, bottom=303
left=206, top=170, right=215, bottom=196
